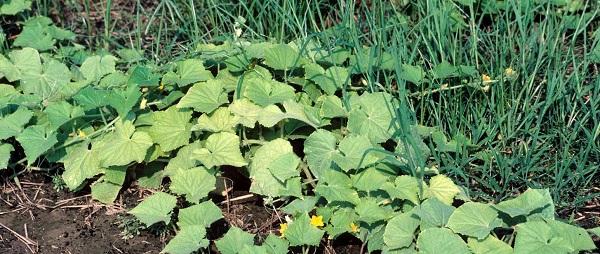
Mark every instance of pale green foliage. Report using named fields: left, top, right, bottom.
left=193, top=132, right=247, bottom=168
left=129, top=192, right=177, bottom=226
left=169, top=167, right=216, bottom=203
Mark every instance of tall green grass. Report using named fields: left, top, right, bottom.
left=34, top=0, right=599, bottom=209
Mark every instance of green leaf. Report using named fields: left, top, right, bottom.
left=319, top=95, right=347, bottom=118
left=174, top=59, right=213, bottom=87
left=384, top=210, right=419, bottom=250
left=467, top=235, right=513, bottom=254
left=161, top=226, right=209, bottom=254
left=16, top=125, right=58, bottom=164
left=164, top=142, right=202, bottom=175
left=285, top=213, right=325, bottom=246
left=80, top=54, right=118, bottom=81
left=257, top=100, right=323, bottom=128
left=383, top=175, right=420, bottom=204
left=324, top=208, right=357, bottom=238
left=447, top=202, right=503, bottom=239
left=305, top=64, right=349, bottom=95
left=215, top=227, right=255, bottom=254
left=193, top=132, right=247, bottom=168
left=44, top=101, right=84, bottom=129
left=417, top=228, right=470, bottom=254
left=303, top=129, right=340, bottom=178
left=249, top=139, right=301, bottom=197
left=590, top=227, right=600, bottom=237
left=95, top=120, right=153, bottom=167
left=148, top=107, right=193, bottom=152
left=514, top=221, right=573, bottom=254
left=425, top=175, right=460, bottom=205
left=10, top=48, right=71, bottom=100
left=91, top=181, right=122, bottom=204
left=73, top=87, right=110, bottom=110
left=106, top=85, right=142, bottom=116
left=431, top=61, right=458, bottom=79
left=545, top=220, right=595, bottom=252
left=229, top=99, right=262, bottom=128
left=169, top=167, right=216, bottom=204
left=347, top=92, right=397, bottom=143
left=244, top=77, right=295, bottom=107
left=60, top=141, right=103, bottom=190
left=356, top=198, right=391, bottom=224
left=0, top=0, right=32, bottom=15
left=263, top=44, right=302, bottom=70
left=177, top=201, right=223, bottom=228
left=128, top=192, right=177, bottom=226
left=399, top=64, right=425, bottom=84
left=263, top=234, right=289, bottom=254
left=351, top=167, right=389, bottom=192
left=0, top=143, right=14, bottom=169
left=0, top=107, right=32, bottom=140
left=334, top=135, right=380, bottom=171
left=282, top=197, right=319, bottom=215
left=128, top=65, right=160, bottom=87
left=417, top=198, right=455, bottom=229
left=13, top=19, right=55, bottom=51
left=176, top=80, right=228, bottom=113
left=193, top=107, right=239, bottom=133
left=494, top=188, right=555, bottom=220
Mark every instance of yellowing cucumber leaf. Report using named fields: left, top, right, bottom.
left=215, top=227, right=255, bottom=254
left=244, top=77, right=295, bottom=107
left=128, top=192, right=177, bottom=226
left=176, top=80, right=228, bottom=113
left=417, top=228, right=470, bottom=254
left=95, top=120, right=153, bottom=167
left=0, top=107, right=33, bottom=140
left=80, top=54, right=117, bottom=81
left=16, top=125, right=58, bottom=164
left=467, top=235, right=512, bottom=254
left=285, top=213, right=325, bottom=246
left=169, top=167, right=216, bottom=204
left=148, top=107, right=193, bottom=152
left=0, top=143, right=14, bottom=169
left=177, top=201, right=223, bottom=228
left=425, top=175, right=460, bottom=205
left=193, top=132, right=247, bottom=168
left=446, top=202, right=503, bottom=239
left=161, top=226, right=209, bottom=254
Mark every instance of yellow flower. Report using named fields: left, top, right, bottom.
left=159, top=83, right=165, bottom=91
left=139, top=98, right=148, bottom=110
left=279, top=223, right=288, bottom=237
left=504, top=67, right=515, bottom=76
left=310, top=215, right=324, bottom=228
left=482, top=74, right=492, bottom=82
left=350, top=223, right=360, bottom=233
left=77, top=129, right=86, bottom=138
